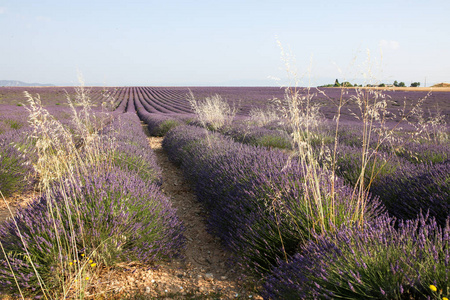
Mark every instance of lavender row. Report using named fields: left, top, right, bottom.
left=0, top=102, right=109, bottom=197
left=135, top=94, right=192, bottom=136
left=0, top=112, right=185, bottom=297
left=186, top=110, right=448, bottom=227
left=0, top=128, right=35, bottom=197
left=165, top=87, right=450, bottom=123
left=113, top=87, right=193, bottom=115
left=163, top=125, right=381, bottom=275
left=219, top=123, right=293, bottom=150
left=0, top=104, right=34, bottom=196
left=370, top=161, right=450, bottom=227
left=264, top=213, right=449, bottom=299
left=2, top=86, right=449, bottom=122
left=103, top=112, right=163, bottom=185
left=209, top=120, right=449, bottom=227
left=139, top=87, right=192, bottom=113
left=0, top=86, right=114, bottom=107
left=334, top=142, right=449, bottom=227
left=0, top=167, right=184, bottom=297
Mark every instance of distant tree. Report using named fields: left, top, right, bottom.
left=378, top=83, right=386, bottom=87
left=393, top=80, right=399, bottom=87
left=411, top=82, right=420, bottom=87
left=342, top=81, right=353, bottom=87
left=334, top=79, right=340, bottom=87
left=398, top=82, right=406, bottom=87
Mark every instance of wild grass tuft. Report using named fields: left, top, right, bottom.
left=272, top=42, right=365, bottom=239
left=262, top=42, right=449, bottom=298
left=187, top=91, right=237, bottom=131
left=0, top=80, right=154, bottom=298
left=406, top=96, right=449, bottom=144
left=248, top=106, right=280, bottom=127
left=0, top=84, right=115, bottom=298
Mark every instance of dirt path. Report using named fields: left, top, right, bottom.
left=140, top=137, right=261, bottom=299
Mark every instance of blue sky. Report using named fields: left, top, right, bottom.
left=1, top=0, right=449, bottom=86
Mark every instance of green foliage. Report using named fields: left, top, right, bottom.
left=155, top=119, right=181, bottom=137
left=0, top=141, right=33, bottom=197
left=309, top=132, right=335, bottom=149
left=321, top=80, right=355, bottom=87
left=336, top=149, right=401, bottom=188
left=394, top=144, right=449, bottom=164
left=4, top=119, right=24, bottom=130
left=252, top=134, right=292, bottom=150
left=0, top=155, right=29, bottom=197
left=411, top=82, right=421, bottom=87
left=342, top=81, right=353, bottom=87
left=112, top=148, right=161, bottom=184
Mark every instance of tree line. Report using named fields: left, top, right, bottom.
left=319, top=79, right=421, bottom=88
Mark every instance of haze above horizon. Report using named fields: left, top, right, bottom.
left=1, top=0, right=449, bottom=87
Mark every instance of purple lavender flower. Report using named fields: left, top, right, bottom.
left=263, top=213, right=450, bottom=299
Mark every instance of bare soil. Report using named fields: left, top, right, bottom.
left=0, top=191, right=37, bottom=224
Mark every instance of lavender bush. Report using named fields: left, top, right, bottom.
left=163, top=125, right=381, bottom=275
left=335, top=144, right=404, bottom=188
left=371, top=161, right=450, bottom=227
left=112, top=141, right=162, bottom=185
left=104, top=113, right=162, bottom=184
left=394, top=141, right=450, bottom=164
left=0, top=105, right=30, bottom=135
left=0, top=129, right=34, bottom=197
left=263, top=214, right=450, bottom=299
left=220, top=123, right=293, bottom=150
left=0, top=167, right=184, bottom=297
left=138, top=111, right=188, bottom=137
left=0, top=93, right=181, bottom=297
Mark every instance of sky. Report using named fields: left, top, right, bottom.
left=1, top=0, right=449, bottom=86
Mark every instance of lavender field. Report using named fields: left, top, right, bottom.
left=0, top=86, right=449, bottom=299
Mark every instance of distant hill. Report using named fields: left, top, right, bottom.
left=0, top=80, right=54, bottom=87
left=432, top=82, right=450, bottom=88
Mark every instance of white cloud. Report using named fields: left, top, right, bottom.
left=0, top=7, right=6, bottom=14
left=379, top=39, right=400, bottom=51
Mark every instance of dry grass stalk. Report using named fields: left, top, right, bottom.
left=248, top=106, right=280, bottom=126
left=2, top=81, right=117, bottom=298
left=187, top=91, right=237, bottom=131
